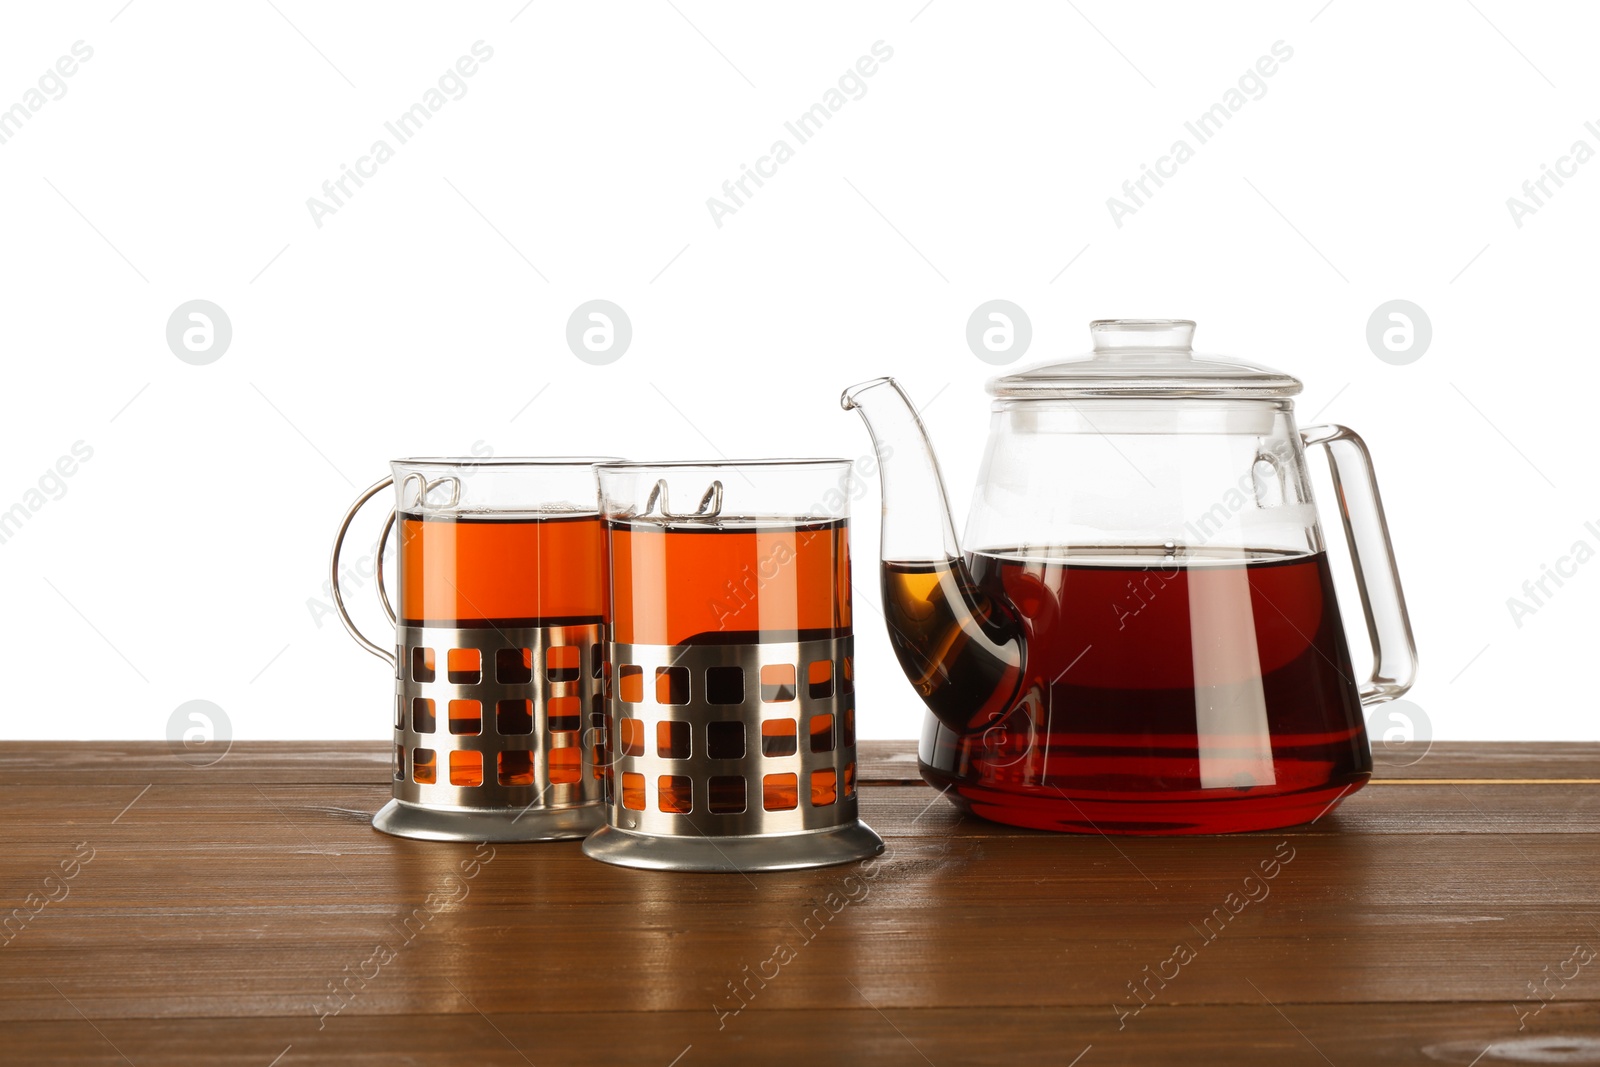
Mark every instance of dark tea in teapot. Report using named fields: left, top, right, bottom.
left=884, top=546, right=1369, bottom=834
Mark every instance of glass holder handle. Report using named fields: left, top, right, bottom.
left=330, top=476, right=399, bottom=668
left=1301, top=425, right=1417, bottom=706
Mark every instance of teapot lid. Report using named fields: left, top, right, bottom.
left=988, top=319, right=1303, bottom=399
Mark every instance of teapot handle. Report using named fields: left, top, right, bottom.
left=1301, top=425, right=1417, bottom=706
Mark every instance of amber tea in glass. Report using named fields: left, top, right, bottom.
left=398, top=511, right=604, bottom=627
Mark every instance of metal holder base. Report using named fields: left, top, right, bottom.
left=582, top=821, right=883, bottom=872
left=382, top=622, right=606, bottom=841
left=373, top=798, right=603, bottom=843
left=586, top=636, right=880, bottom=872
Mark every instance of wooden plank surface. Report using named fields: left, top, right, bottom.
left=1, top=741, right=1597, bottom=1065
left=4, top=1006, right=1600, bottom=1067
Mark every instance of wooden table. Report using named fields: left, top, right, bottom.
left=3, top=741, right=1599, bottom=1065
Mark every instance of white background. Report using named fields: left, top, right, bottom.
left=1, top=1, right=1595, bottom=743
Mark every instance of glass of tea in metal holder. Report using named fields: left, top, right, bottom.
left=330, top=457, right=617, bottom=842
left=583, top=460, right=884, bottom=872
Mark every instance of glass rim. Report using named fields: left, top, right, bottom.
left=596, top=457, right=850, bottom=472
left=392, top=455, right=623, bottom=470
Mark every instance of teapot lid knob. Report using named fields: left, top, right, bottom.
left=1090, top=318, right=1196, bottom=355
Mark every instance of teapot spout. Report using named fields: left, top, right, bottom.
left=841, top=377, right=1024, bottom=734
left=840, top=377, right=963, bottom=562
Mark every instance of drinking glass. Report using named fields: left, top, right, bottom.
left=582, top=460, right=883, bottom=872
left=331, top=457, right=616, bottom=841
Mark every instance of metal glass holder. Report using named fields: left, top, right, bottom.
left=583, top=636, right=883, bottom=872
left=378, top=622, right=606, bottom=842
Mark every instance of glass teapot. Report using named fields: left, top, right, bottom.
left=843, top=318, right=1416, bottom=835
